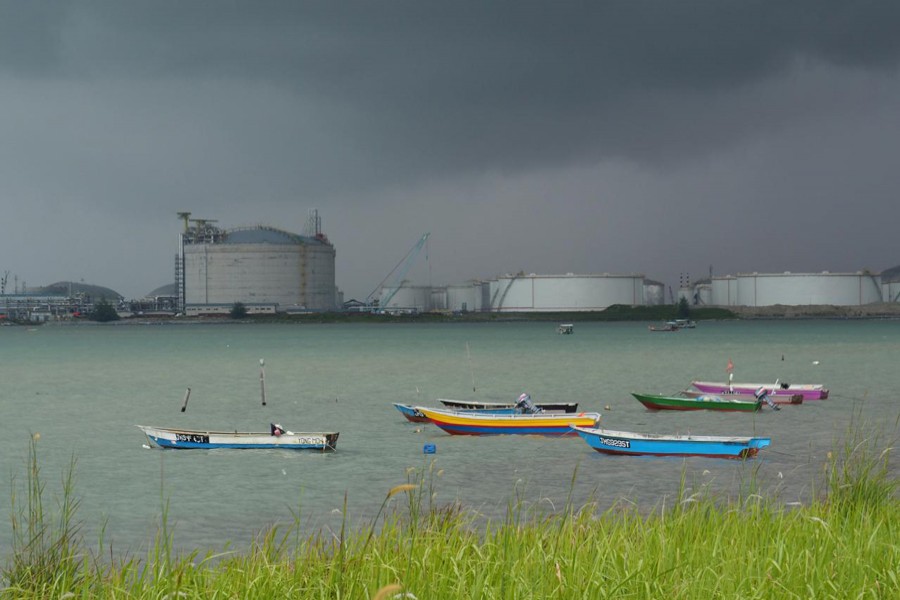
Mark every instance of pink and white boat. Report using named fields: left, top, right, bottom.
left=690, top=380, right=828, bottom=400
left=680, top=388, right=803, bottom=405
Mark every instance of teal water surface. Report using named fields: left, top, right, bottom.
left=1, top=319, right=898, bottom=554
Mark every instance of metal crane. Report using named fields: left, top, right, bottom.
left=366, top=233, right=430, bottom=312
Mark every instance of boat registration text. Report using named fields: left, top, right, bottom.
left=600, top=437, right=631, bottom=448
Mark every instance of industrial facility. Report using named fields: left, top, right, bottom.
left=3, top=210, right=898, bottom=321
left=684, top=269, right=897, bottom=307
left=176, top=211, right=338, bottom=315
left=380, top=267, right=900, bottom=314
left=378, top=272, right=648, bottom=313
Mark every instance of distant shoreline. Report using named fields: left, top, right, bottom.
left=13, top=302, right=900, bottom=326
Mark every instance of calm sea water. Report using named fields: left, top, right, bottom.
left=1, top=319, right=898, bottom=554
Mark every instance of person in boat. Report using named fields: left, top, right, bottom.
left=270, top=423, right=285, bottom=436
left=515, top=393, right=543, bottom=414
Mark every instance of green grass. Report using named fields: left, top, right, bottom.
left=4, top=421, right=898, bottom=599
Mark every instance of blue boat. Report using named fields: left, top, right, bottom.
left=573, top=426, right=770, bottom=459
left=393, top=403, right=430, bottom=422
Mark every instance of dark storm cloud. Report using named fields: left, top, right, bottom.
left=2, top=1, right=899, bottom=299
left=0, top=4, right=67, bottom=75
left=5, top=1, right=900, bottom=195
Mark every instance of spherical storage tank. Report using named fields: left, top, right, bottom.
left=181, top=225, right=336, bottom=310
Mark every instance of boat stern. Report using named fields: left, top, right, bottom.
left=324, top=432, right=340, bottom=451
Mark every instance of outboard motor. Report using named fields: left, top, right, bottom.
left=515, top=393, right=542, bottom=414
left=754, top=387, right=780, bottom=411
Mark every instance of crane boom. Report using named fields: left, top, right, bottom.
left=367, top=233, right=430, bottom=311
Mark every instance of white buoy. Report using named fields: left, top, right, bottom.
left=142, top=444, right=151, bottom=450
left=812, top=360, right=820, bottom=365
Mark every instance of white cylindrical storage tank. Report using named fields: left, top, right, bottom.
left=694, top=283, right=712, bottom=305
left=711, top=276, right=738, bottom=306
left=643, top=280, right=665, bottom=306
left=735, top=272, right=884, bottom=306
left=182, top=225, right=336, bottom=310
left=430, top=287, right=447, bottom=311
left=487, top=273, right=645, bottom=312
left=884, top=281, right=900, bottom=303
left=881, top=265, right=900, bottom=303
left=447, top=283, right=479, bottom=312
left=382, top=284, right=431, bottom=312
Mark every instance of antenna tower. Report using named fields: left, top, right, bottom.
left=306, top=209, right=328, bottom=242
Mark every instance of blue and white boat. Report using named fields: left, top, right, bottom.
left=573, top=426, right=770, bottom=459
left=136, top=424, right=339, bottom=451
left=138, top=359, right=338, bottom=451
left=393, top=403, right=430, bottom=422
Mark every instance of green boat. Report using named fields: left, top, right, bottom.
left=632, top=392, right=762, bottom=412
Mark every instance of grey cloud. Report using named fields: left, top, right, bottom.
left=1, top=2, right=899, bottom=299
left=6, top=2, right=900, bottom=194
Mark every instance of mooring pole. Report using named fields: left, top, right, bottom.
left=259, top=359, right=267, bottom=406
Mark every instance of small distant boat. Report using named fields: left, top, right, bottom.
left=631, top=392, right=762, bottom=412
left=416, top=406, right=600, bottom=436
left=673, top=319, right=696, bottom=329
left=648, top=322, right=679, bottom=332
left=393, top=403, right=430, bottom=423
left=680, top=388, right=802, bottom=405
left=573, top=426, right=771, bottom=459
left=558, top=323, right=574, bottom=334
left=691, top=380, right=828, bottom=400
left=439, top=398, right=579, bottom=413
left=136, top=424, right=339, bottom=451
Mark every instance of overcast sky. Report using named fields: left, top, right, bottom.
left=2, top=1, right=899, bottom=301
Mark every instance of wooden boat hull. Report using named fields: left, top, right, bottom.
left=680, top=389, right=803, bottom=405
left=632, top=392, right=761, bottom=412
left=691, top=381, right=828, bottom=400
left=574, top=426, right=770, bottom=459
left=439, top=399, right=579, bottom=413
left=417, top=407, right=600, bottom=436
left=137, top=425, right=339, bottom=451
left=393, top=403, right=430, bottom=422
left=398, top=401, right=566, bottom=422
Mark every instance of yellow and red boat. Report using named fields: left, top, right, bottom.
left=415, top=406, right=600, bottom=436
